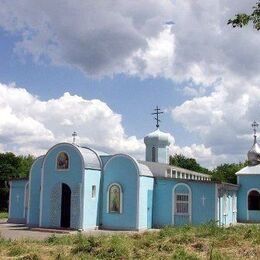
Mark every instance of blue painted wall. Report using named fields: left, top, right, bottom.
left=27, top=156, right=44, bottom=226
left=102, top=155, right=138, bottom=230
left=138, top=176, right=154, bottom=229
left=82, top=169, right=101, bottom=229
left=40, top=143, right=84, bottom=229
left=153, top=179, right=216, bottom=227
left=237, top=175, right=260, bottom=222
left=9, top=180, right=28, bottom=223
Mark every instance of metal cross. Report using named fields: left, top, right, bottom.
left=151, top=106, right=163, bottom=129
left=72, top=131, right=77, bottom=144
left=201, top=195, right=206, bottom=206
left=252, top=120, right=259, bottom=136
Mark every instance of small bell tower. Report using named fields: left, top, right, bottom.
left=144, top=106, right=171, bottom=164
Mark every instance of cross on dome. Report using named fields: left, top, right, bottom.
left=72, top=131, right=77, bottom=144
left=252, top=120, right=259, bottom=142
left=151, top=106, right=163, bottom=129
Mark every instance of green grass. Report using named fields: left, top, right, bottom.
left=0, top=211, right=8, bottom=219
left=0, top=224, right=260, bottom=259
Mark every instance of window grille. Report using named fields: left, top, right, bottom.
left=175, top=193, right=189, bottom=215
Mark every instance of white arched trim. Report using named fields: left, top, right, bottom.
left=107, top=183, right=123, bottom=214
left=27, top=155, right=44, bottom=224
left=56, top=151, right=70, bottom=171
left=103, top=153, right=140, bottom=229
left=103, top=153, right=140, bottom=175
left=247, top=188, right=260, bottom=221
left=172, top=183, right=192, bottom=225
left=40, top=143, right=85, bottom=227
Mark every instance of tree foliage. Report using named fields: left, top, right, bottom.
left=210, top=162, right=247, bottom=184
left=0, top=153, right=34, bottom=210
left=228, top=1, right=260, bottom=30
left=169, top=154, right=247, bottom=184
left=169, top=154, right=210, bottom=174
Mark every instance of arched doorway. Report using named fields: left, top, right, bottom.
left=60, top=183, right=71, bottom=228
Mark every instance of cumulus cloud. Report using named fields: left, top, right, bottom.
left=0, top=82, right=215, bottom=167
left=0, top=82, right=144, bottom=157
left=0, top=0, right=260, bottom=167
left=172, top=80, right=260, bottom=166
left=0, top=0, right=174, bottom=77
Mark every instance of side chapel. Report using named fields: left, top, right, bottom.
left=8, top=110, right=260, bottom=230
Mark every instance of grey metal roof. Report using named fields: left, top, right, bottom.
left=236, top=164, right=260, bottom=175
left=138, top=162, right=153, bottom=177
left=76, top=146, right=102, bottom=170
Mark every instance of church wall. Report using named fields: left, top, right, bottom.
left=153, top=179, right=216, bottom=227
left=82, top=169, right=101, bottom=229
left=158, top=145, right=169, bottom=164
left=138, top=176, right=154, bottom=229
left=145, top=144, right=168, bottom=164
left=101, top=155, right=138, bottom=230
left=40, top=144, right=84, bottom=229
left=237, top=175, right=260, bottom=222
left=8, top=180, right=28, bottom=223
left=27, top=156, right=44, bottom=226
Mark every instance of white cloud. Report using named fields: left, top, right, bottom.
left=172, top=80, right=260, bottom=166
left=0, top=82, right=145, bottom=157
left=0, top=0, right=174, bottom=77
left=1, top=0, right=260, bottom=168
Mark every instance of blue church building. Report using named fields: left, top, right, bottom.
left=8, top=120, right=260, bottom=230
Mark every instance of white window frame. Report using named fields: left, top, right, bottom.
left=172, top=183, right=192, bottom=224
left=56, top=151, right=70, bottom=171
left=107, top=183, right=123, bottom=214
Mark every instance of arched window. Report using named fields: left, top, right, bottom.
left=248, top=190, right=260, bottom=210
left=108, top=184, right=122, bottom=214
left=152, top=146, right=156, bottom=162
left=174, top=184, right=191, bottom=216
left=57, top=152, right=69, bottom=170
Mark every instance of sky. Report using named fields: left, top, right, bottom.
left=0, top=0, right=259, bottom=168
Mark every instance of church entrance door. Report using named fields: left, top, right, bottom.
left=60, top=183, right=71, bottom=228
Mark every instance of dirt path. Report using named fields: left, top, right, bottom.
left=0, top=222, right=65, bottom=240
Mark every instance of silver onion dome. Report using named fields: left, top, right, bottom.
left=248, top=121, right=260, bottom=166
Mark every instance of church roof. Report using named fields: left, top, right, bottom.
left=76, top=146, right=102, bottom=170
left=144, top=129, right=171, bottom=145
left=138, top=162, right=153, bottom=177
left=236, top=164, right=260, bottom=175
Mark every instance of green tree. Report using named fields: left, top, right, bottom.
left=0, top=153, right=34, bottom=210
left=169, top=154, right=210, bottom=174
left=228, top=1, right=260, bottom=30
left=210, top=162, right=247, bottom=184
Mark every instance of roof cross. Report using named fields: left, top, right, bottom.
left=151, top=106, right=163, bottom=129
left=252, top=120, right=259, bottom=136
left=251, top=121, right=258, bottom=144
left=72, top=131, right=77, bottom=144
